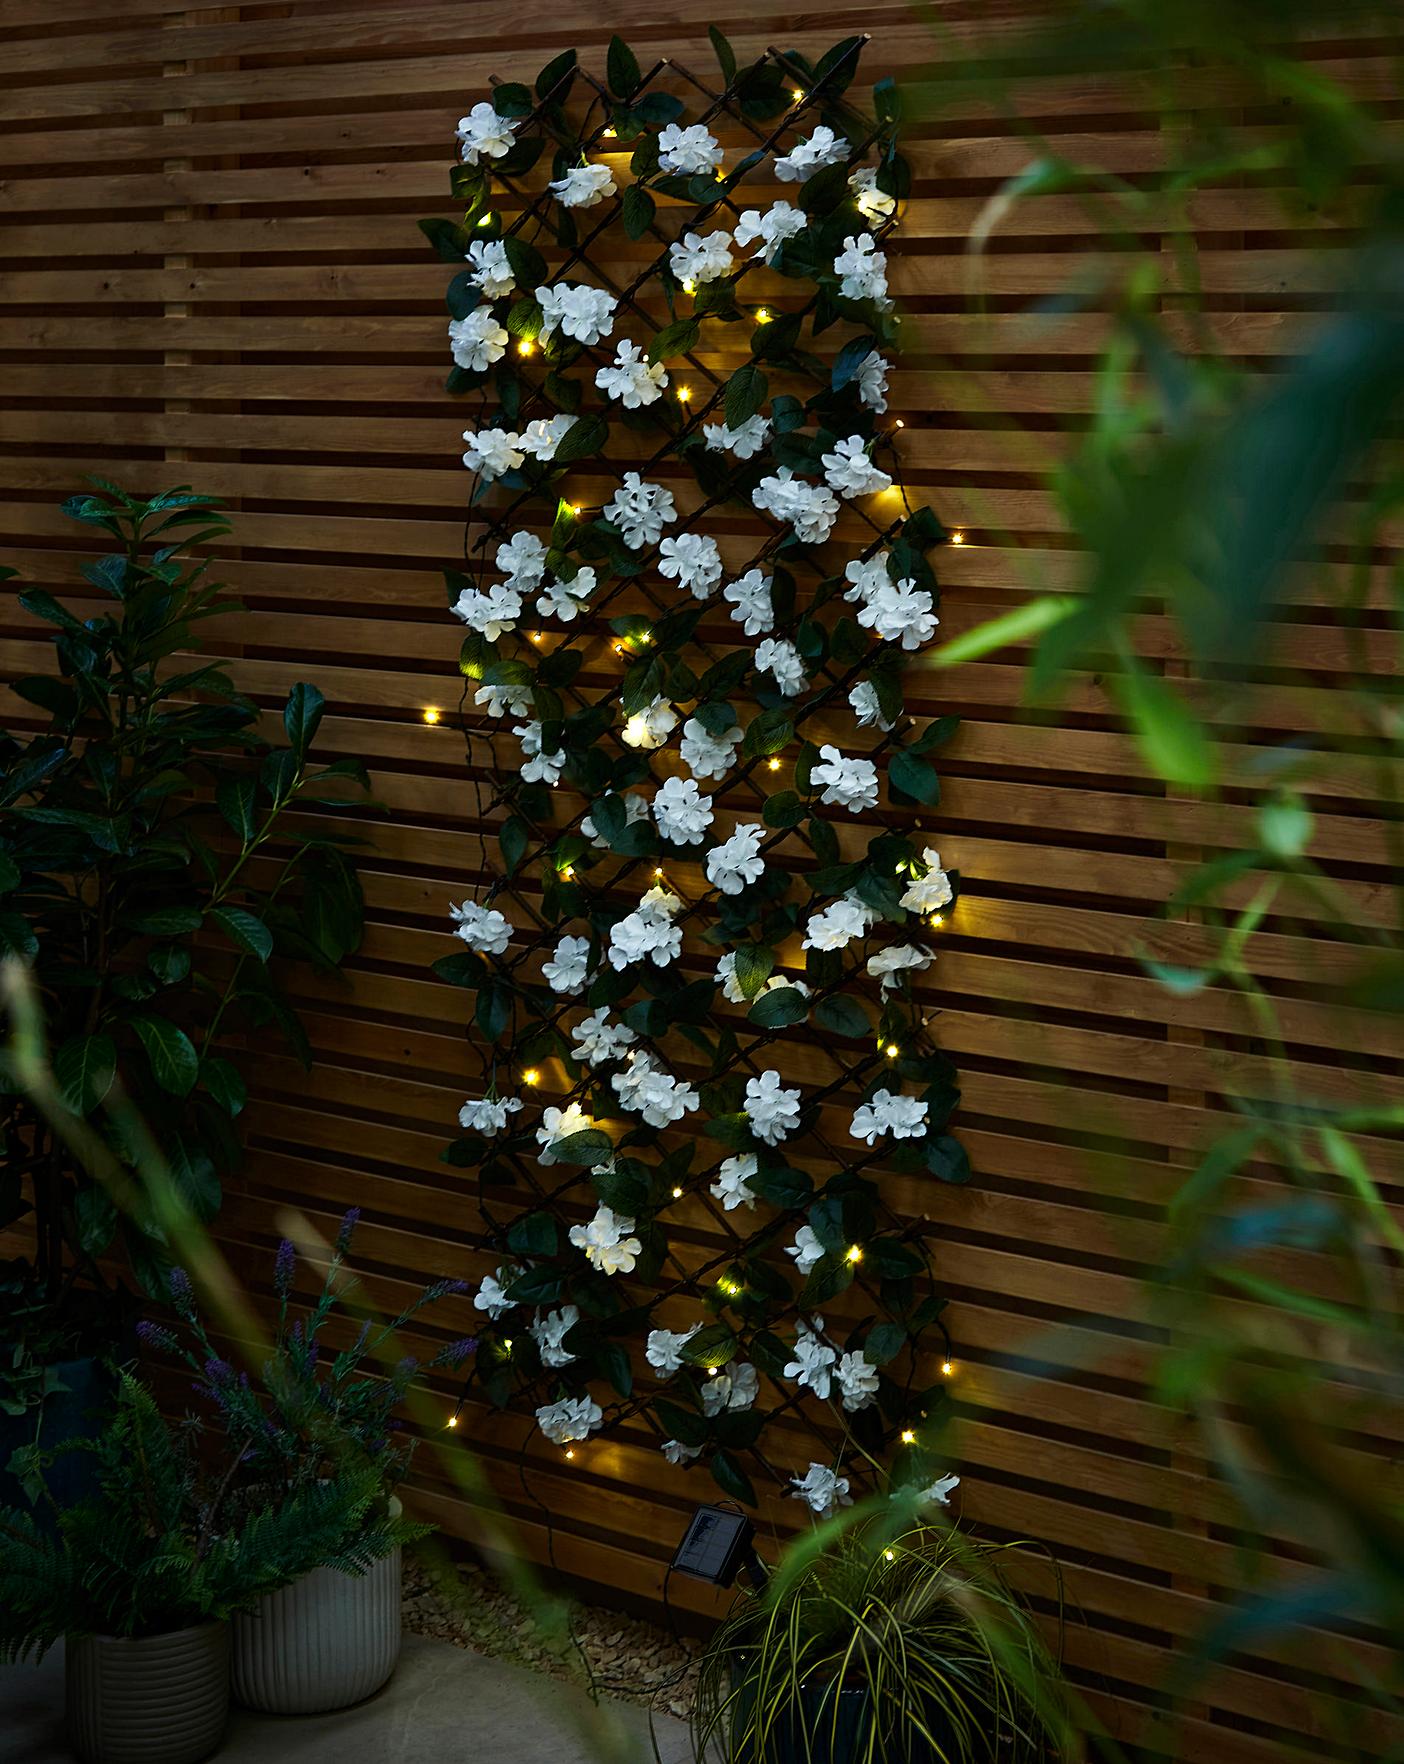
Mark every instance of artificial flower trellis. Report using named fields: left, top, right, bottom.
left=423, top=31, right=971, bottom=1519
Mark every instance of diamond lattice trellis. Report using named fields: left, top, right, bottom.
left=424, top=31, right=970, bottom=1518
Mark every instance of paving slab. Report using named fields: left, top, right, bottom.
left=0, top=1633, right=694, bottom=1764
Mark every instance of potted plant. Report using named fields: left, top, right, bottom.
left=0, top=1372, right=411, bottom=1764
left=142, top=1210, right=475, bottom=1713
left=0, top=480, right=369, bottom=1502
left=692, top=1507, right=1064, bottom=1763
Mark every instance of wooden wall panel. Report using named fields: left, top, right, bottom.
left=2, top=4, right=1400, bottom=1759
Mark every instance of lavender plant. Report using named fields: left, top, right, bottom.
left=141, top=1210, right=475, bottom=1498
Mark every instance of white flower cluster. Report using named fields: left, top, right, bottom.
left=568, top=1204, right=641, bottom=1276
left=844, top=554, right=939, bottom=650
left=608, top=883, right=683, bottom=970
left=612, top=1052, right=699, bottom=1127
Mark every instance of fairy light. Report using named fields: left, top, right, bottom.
left=929, top=913, right=944, bottom=929
left=652, top=866, right=665, bottom=879
left=530, top=631, right=543, bottom=643
left=790, top=86, right=805, bottom=101
left=941, top=1360, right=954, bottom=1377
left=706, top=1366, right=719, bottom=1378
left=672, top=1185, right=683, bottom=1199
left=603, top=126, right=617, bottom=138
left=518, top=339, right=534, bottom=357
left=884, top=1548, right=896, bottom=1561
left=950, top=531, right=965, bottom=545
left=683, top=279, right=696, bottom=295
left=564, top=1447, right=575, bottom=1460
left=755, top=308, right=771, bottom=324
left=900, top=1429, right=916, bottom=1445
left=894, top=418, right=905, bottom=428
left=571, top=504, right=581, bottom=515
left=502, top=1339, right=513, bottom=1352
left=677, top=384, right=692, bottom=402
left=476, top=213, right=494, bottom=228
left=522, top=1068, right=540, bottom=1087
left=561, top=864, right=575, bottom=880
left=767, top=756, right=781, bottom=771
left=885, top=1043, right=899, bottom=1059
left=846, top=1244, right=863, bottom=1264
left=446, top=1413, right=458, bottom=1428
left=624, top=713, right=650, bottom=744
left=422, top=706, right=441, bottom=725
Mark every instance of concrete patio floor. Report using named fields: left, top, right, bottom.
left=0, top=1632, right=694, bottom=1764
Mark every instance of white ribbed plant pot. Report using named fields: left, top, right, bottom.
left=66, top=1623, right=229, bottom=1764
left=230, top=1543, right=402, bottom=1714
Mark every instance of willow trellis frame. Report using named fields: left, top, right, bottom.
left=422, top=29, right=971, bottom=1515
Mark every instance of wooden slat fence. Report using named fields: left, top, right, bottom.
left=1, top=4, right=1400, bottom=1759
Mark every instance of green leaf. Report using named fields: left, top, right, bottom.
left=147, top=942, right=190, bottom=986
left=648, top=318, right=700, bottom=364
left=504, top=1266, right=564, bottom=1306
left=492, top=81, right=534, bottom=118
left=732, top=944, right=774, bottom=1000
left=1113, top=658, right=1218, bottom=792
left=680, top=1322, right=738, bottom=1369
left=535, top=48, right=577, bottom=99
left=549, top=1128, right=615, bottom=1168
left=865, top=1321, right=907, bottom=1366
left=201, top=1056, right=248, bottom=1117
left=654, top=1398, right=707, bottom=1447
left=929, top=595, right=1075, bottom=668
left=708, top=24, right=737, bottom=85
left=724, top=363, right=768, bottom=430
left=551, top=412, right=608, bottom=465
left=502, top=234, right=546, bottom=290
left=814, top=995, right=871, bottom=1039
left=926, top=1135, right=972, bottom=1184
left=130, top=1015, right=199, bottom=1097
left=742, top=707, right=792, bottom=759
left=761, top=790, right=802, bottom=830
left=127, top=905, right=203, bottom=937
left=606, top=34, right=641, bottom=99
left=283, top=682, right=324, bottom=758
left=595, top=1340, right=633, bottom=1398
left=710, top=1449, right=757, bottom=1506
left=748, top=986, right=809, bottom=1029
left=888, top=750, right=940, bottom=805
left=74, top=1186, right=117, bottom=1257
left=500, top=815, right=530, bottom=875
left=622, top=184, right=655, bottom=241
left=209, top=905, right=273, bottom=962
left=508, top=1212, right=559, bottom=1257
left=0, top=911, right=39, bottom=960
left=216, top=774, right=257, bottom=841
left=54, top=1034, right=116, bottom=1115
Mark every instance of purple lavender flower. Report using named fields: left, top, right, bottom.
left=168, top=1266, right=195, bottom=1317
left=204, top=1356, right=235, bottom=1384
left=435, top=1337, right=477, bottom=1368
left=135, top=1319, right=177, bottom=1354
left=335, top=1208, right=361, bottom=1254
left=273, top=1238, right=296, bottom=1299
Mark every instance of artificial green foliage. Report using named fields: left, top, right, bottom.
left=692, top=1512, right=1064, bottom=1763
left=0, top=1374, right=422, bottom=1661
left=0, top=484, right=370, bottom=1401
left=424, top=40, right=968, bottom=1510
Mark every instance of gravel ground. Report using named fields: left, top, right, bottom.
left=401, top=1552, right=704, bottom=1722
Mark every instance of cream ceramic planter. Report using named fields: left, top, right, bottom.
left=65, top=1622, right=229, bottom=1764
left=230, top=1543, right=402, bottom=1714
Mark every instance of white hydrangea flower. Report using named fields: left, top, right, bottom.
left=497, top=530, right=548, bottom=588
left=836, top=1349, right=880, bottom=1412
left=474, top=682, right=533, bottom=719
left=536, top=281, right=617, bottom=346
left=822, top=435, right=893, bottom=498
left=812, top=745, right=880, bottom=812
left=537, top=1101, right=596, bottom=1165
left=745, top=1070, right=801, bottom=1146
left=604, top=473, right=676, bottom=549
left=849, top=681, right=896, bottom=731
left=518, top=413, right=576, bottom=463
left=711, top=1153, right=758, bottom=1212
left=700, top=1360, right=758, bottom=1417
left=850, top=165, right=897, bottom=223
left=785, top=1224, right=825, bottom=1274
left=621, top=696, right=678, bottom=751
left=850, top=1087, right=929, bottom=1145
left=449, top=307, right=510, bottom=372
left=646, top=1324, right=701, bottom=1376
left=653, top=775, right=713, bottom=846
left=569, top=1006, right=637, bottom=1067
left=785, top=1319, right=838, bottom=1399
left=457, top=102, right=517, bottom=164
left=531, top=1304, right=579, bottom=1368
left=723, top=568, right=775, bottom=636
left=774, top=125, right=848, bottom=183
left=458, top=1095, right=524, bottom=1135
left=715, top=951, right=747, bottom=1004
left=662, top=1438, right=703, bottom=1465
left=542, top=934, right=592, bottom=995
left=462, top=426, right=524, bottom=481
left=474, top=1265, right=521, bottom=1319
left=706, top=823, right=766, bottom=896
left=536, top=564, right=597, bottom=622
left=463, top=237, right=515, bottom=299
left=550, top=161, right=616, bottom=208
left=900, top=849, right=953, bottom=915
left=612, top=1053, right=699, bottom=1128
left=608, top=889, right=683, bottom=970
left=453, top=581, right=522, bottom=642
left=843, top=554, right=891, bottom=607
left=790, top=1461, right=852, bottom=1517
left=596, top=339, right=669, bottom=408
left=754, top=637, right=807, bottom=698
left=582, top=791, right=650, bottom=846
left=857, top=579, right=939, bottom=650
left=568, top=1204, right=642, bottom=1276
left=451, top=898, right=511, bottom=955
left=857, top=350, right=890, bottom=412
left=752, top=468, right=840, bottom=544
left=834, top=234, right=891, bottom=309
left=704, top=415, right=771, bottom=460
left=659, top=532, right=723, bottom=598
left=802, top=894, right=878, bottom=952
left=917, top=1473, right=961, bottom=1507
left=867, top=943, right=934, bottom=993
left=680, top=716, right=740, bottom=782
left=514, top=720, right=566, bottom=786
left=732, top=200, right=808, bottom=262
left=537, top=1394, right=603, bottom=1445
left=669, top=229, right=733, bottom=286
left=658, top=122, right=722, bottom=175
